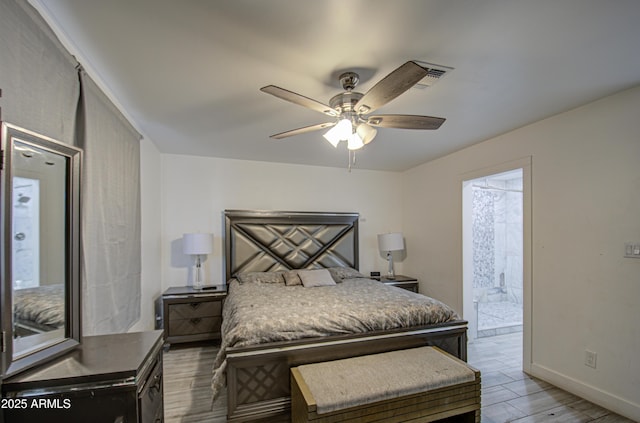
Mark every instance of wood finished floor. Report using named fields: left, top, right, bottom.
left=163, top=333, right=634, bottom=422
left=162, top=344, right=227, bottom=422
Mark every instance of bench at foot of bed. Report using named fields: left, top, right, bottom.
left=291, top=346, right=481, bottom=423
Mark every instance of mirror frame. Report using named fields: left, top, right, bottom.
left=1, top=122, right=82, bottom=378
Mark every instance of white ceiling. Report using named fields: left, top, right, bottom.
left=32, top=0, right=640, bottom=171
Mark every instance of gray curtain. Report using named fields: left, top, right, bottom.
left=0, top=0, right=79, bottom=144
left=1, top=0, right=143, bottom=335
left=78, top=71, right=142, bottom=335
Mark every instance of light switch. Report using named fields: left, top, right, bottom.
left=624, top=243, right=640, bottom=258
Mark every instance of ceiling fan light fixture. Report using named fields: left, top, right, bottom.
left=323, top=118, right=352, bottom=147
left=347, top=132, right=364, bottom=150
left=323, top=131, right=341, bottom=148
left=356, top=123, right=377, bottom=145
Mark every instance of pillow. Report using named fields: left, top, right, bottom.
left=298, top=269, right=336, bottom=288
left=327, top=267, right=365, bottom=282
left=236, top=271, right=284, bottom=284
left=283, top=270, right=302, bottom=286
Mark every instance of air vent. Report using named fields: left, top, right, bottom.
left=412, top=61, right=453, bottom=89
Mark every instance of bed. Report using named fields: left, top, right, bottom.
left=217, top=210, right=468, bottom=422
left=13, top=284, right=65, bottom=336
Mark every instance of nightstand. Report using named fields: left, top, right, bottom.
left=380, top=275, right=419, bottom=293
left=162, top=286, right=226, bottom=348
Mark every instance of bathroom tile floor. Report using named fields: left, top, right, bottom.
left=468, top=332, right=634, bottom=422
left=478, top=301, right=523, bottom=337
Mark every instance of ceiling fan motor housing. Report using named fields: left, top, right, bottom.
left=329, top=91, right=363, bottom=114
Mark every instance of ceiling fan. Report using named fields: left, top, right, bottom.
left=260, top=61, right=446, bottom=152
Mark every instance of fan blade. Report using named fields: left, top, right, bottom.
left=367, top=114, right=445, bottom=130
left=261, top=85, right=338, bottom=117
left=270, top=122, right=336, bottom=139
left=355, top=61, right=428, bottom=114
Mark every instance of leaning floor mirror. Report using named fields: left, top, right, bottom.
left=1, top=122, right=82, bottom=378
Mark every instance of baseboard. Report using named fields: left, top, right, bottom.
left=530, top=363, right=640, bottom=422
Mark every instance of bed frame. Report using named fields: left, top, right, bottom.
left=223, top=210, right=468, bottom=422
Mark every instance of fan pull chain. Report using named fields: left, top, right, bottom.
left=347, top=150, right=356, bottom=172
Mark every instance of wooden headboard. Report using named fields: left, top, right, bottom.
left=224, top=210, right=359, bottom=281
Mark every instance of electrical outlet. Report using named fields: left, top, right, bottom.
left=585, top=350, right=597, bottom=369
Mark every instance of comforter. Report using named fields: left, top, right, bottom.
left=13, top=284, right=65, bottom=331
left=212, top=278, right=460, bottom=396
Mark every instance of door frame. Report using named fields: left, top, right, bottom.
left=461, top=156, right=532, bottom=373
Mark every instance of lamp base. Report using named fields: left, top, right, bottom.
left=386, top=251, right=396, bottom=280
left=193, top=255, right=204, bottom=290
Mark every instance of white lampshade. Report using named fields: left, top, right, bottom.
left=356, top=123, right=377, bottom=145
left=183, top=233, right=213, bottom=255
left=378, top=232, right=404, bottom=252
left=347, top=132, right=364, bottom=150
left=323, top=118, right=352, bottom=147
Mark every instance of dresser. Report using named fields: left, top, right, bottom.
left=2, top=330, right=164, bottom=423
left=162, top=286, right=226, bottom=348
left=380, top=275, right=419, bottom=293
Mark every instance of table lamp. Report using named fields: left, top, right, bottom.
left=377, top=232, right=404, bottom=280
left=183, top=233, right=213, bottom=289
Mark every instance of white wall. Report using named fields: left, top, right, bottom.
left=159, top=156, right=404, bottom=292
left=402, top=85, right=640, bottom=420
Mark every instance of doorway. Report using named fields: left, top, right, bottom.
left=462, top=157, right=532, bottom=371
left=465, top=169, right=523, bottom=338
left=12, top=176, right=40, bottom=289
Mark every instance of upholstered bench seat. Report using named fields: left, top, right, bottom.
left=291, top=346, right=481, bottom=423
